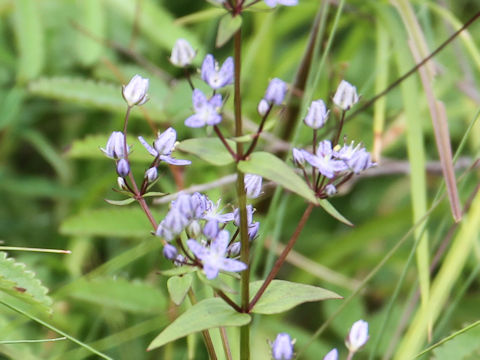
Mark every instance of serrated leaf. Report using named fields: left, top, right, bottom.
left=67, top=134, right=152, bottom=162
left=68, top=278, right=166, bottom=313
left=13, top=0, right=44, bottom=82
left=176, top=138, right=235, bottom=166
left=60, top=208, right=152, bottom=238
left=249, top=280, right=341, bottom=314
left=238, top=152, right=317, bottom=203
left=167, top=274, right=193, bottom=306
left=0, top=252, right=52, bottom=312
left=28, top=77, right=164, bottom=117
left=104, top=198, right=135, bottom=206
left=216, top=13, right=242, bottom=48
left=147, top=298, right=251, bottom=350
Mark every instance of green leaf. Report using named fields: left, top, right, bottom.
left=159, top=267, right=197, bottom=277
left=167, top=274, right=193, bottom=306
left=13, top=0, right=44, bottom=82
left=249, top=280, right=341, bottom=315
left=143, top=192, right=167, bottom=198
left=238, top=152, right=316, bottom=203
left=431, top=321, right=480, bottom=360
left=147, top=298, right=251, bottom=350
left=216, top=13, right=242, bottom=48
left=318, top=199, right=354, bottom=227
left=0, top=252, right=52, bottom=313
left=60, top=208, right=152, bottom=238
left=104, top=198, right=135, bottom=206
left=68, top=278, right=165, bottom=314
left=176, top=138, right=235, bottom=166
left=28, top=77, right=164, bottom=118
left=76, top=0, right=105, bottom=65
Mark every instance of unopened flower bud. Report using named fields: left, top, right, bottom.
left=333, top=80, right=359, bottom=111
left=186, top=220, right=202, bottom=238
left=203, top=219, right=219, bottom=239
left=325, top=184, right=337, bottom=197
left=323, top=348, right=338, bottom=360
left=248, top=222, right=260, bottom=241
left=304, top=99, right=329, bottom=129
left=257, top=99, right=270, bottom=117
left=122, top=74, right=149, bottom=107
left=170, top=39, right=196, bottom=67
left=244, top=174, right=262, bottom=199
left=271, top=333, right=294, bottom=360
left=173, top=254, right=185, bottom=267
left=228, top=242, right=241, bottom=257
left=101, top=131, right=129, bottom=159
left=145, top=167, right=158, bottom=182
left=117, top=177, right=127, bottom=190
left=116, top=159, right=130, bottom=177
left=346, top=320, right=369, bottom=353
left=264, top=78, right=287, bottom=105
left=163, top=244, right=178, bottom=260
left=292, top=148, right=305, bottom=167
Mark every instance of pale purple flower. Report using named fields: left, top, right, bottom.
left=122, top=74, right=149, bottom=107
left=138, top=127, right=191, bottom=166
left=264, top=78, right=287, bottom=105
left=304, top=99, right=329, bottom=129
left=201, top=54, right=234, bottom=89
left=203, top=198, right=235, bottom=223
left=187, top=230, right=247, bottom=279
left=333, top=80, right=359, bottom=111
left=335, top=142, right=374, bottom=174
left=303, top=140, right=347, bottom=178
left=163, top=244, right=178, bottom=260
left=101, top=131, right=129, bottom=159
left=203, top=219, right=219, bottom=239
left=170, top=39, right=196, bottom=67
left=186, top=220, right=202, bottom=238
left=346, top=320, right=369, bottom=353
left=185, top=89, right=223, bottom=127
left=116, top=159, right=130, bottom=177
left=234, top=205, right=254, bottom=227
left=248, top=221, right=260, bottom=240
left=264, top=0, right=298, bottom=7
left=323, top=348, right=338, bottom=360
left=292, top=148, right=305, bottom=167
left=174, top=254, right=185, bottom=266
left=271, top=333, right=294, bottom=360
left=245, top=174, right=263, bottom=199
left=227, top=242, right=241, bottom=257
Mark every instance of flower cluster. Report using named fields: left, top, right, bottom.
left=292, top=80, right=374, bottom=198
left=156, top=191, right=259, bottom=279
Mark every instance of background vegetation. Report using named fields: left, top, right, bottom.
left=0, top=0, right=480, bottom=359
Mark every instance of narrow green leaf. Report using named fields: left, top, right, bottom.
left=28, top=77, right=164, bottom=118
left=216, top=13, right=242, bottom=48
left=143, top=192, right=167, bottom=198
left=68, top=278, right=166, bottom=313
left=104, top=198, right=135, bottom=206
left=176, top=138, right=235, bottom=166
left=0, top=252, right=52, bottom=313
left=249, top=280, right=341, bottom=315
left=318, top=200, right=354, bottom=227
left=159, top=267, right=196, bottom=277
left=147, top=298, right=250, bottom=350
left=238, top=152, right=316, bottom=203
left=167, top=274, right=193, bottom=306
left=60, top=208, right=152, bottom=238
left=13, top=0, right=44, bottom=82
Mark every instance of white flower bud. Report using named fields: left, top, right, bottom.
left=122, top=74, right=149, bottom=107
left=244, top=174, right=262, bottom=199
left=117, top=177, right=127, bottom=190
left=323, top=348, right=338, bottom=360
left=170, top=39, right=196, bottom=67
left=292, top=148, right=305, bottom=167
left=332, top=80, right=359, bottom=111
left=145, top=167, right=158, bottom=182
left=257, top=99, right=270, bottom=117
left=101, top=131, right=129, bottom=159
left=304, top=99, right=329, bottom=129
left=325, top=184, right=337, bottom=197
left=346, top=320, right=369, bottom=353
